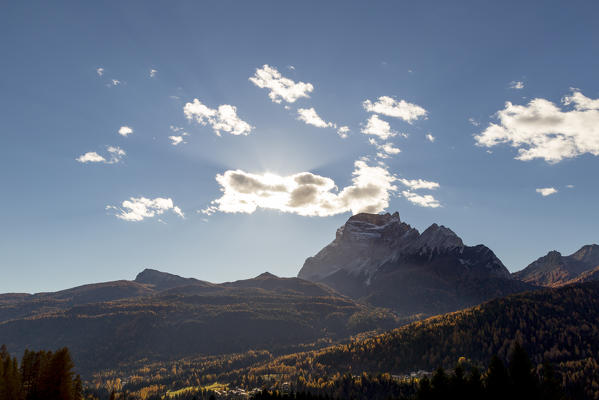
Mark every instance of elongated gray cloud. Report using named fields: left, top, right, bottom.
left=202, top=160, right=398, bottom=217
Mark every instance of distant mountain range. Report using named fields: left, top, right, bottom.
left=0, top=269, right=399, bottom=375
left=298, top=212, right=533, bottom=316
left=513, top=244, right=599, bottom=287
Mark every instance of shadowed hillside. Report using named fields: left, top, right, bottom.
left=0, top=270, right=399, bottom=376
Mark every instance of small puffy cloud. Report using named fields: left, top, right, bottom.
left=566, top=184, right=575, bottom=189
left=297, top=107, right=334, bottom=128
left=425, top=133, right=435, bottom=142
left=249, top=64, right=313, bottom=103
left=77, top=146, right=126, bottom=164
left=203, top=160, right=397, bottom=217
left=76, top=152, right=106, bottom=163
left=362, top=115, right=396, bottom=140
left=111, top=79, right=120, bottom=86
left=536, top=187, right=558, bottom=197
left=402, top=191, right=441, bottom=208
left=118, top=126, right=133, bottom=137
left=149, top=69, right=157, bottom=78
left=169, top=136, right=184, bottom=146
left=468, top=117, right=480, bottom=127
left=399, top=178, right=439, bottom=190
left=474, top=90, right=599, bottom=163
left=108, top=197, right=184, bottom=221
left=184, top=99, right=252, bottom=136
left=510, top=81, right=525, bottom=90
left=363, top=96, right=427, bottom=123
left=368, top=138, right=401, bottom=158
left=337, top=126, right=350, bottom=139
left=96, top=67, right=104, bottom=76
left=168, top=126, right=188, bottom=145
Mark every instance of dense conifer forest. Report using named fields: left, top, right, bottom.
left=0, top=345, right=82, bottom=400
left=81, top=282, right=599, bottom=400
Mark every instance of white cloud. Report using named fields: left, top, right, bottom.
left=76, top=146, right=126, bottom=164
left=249, top=64, right=314, bottom=103
left=468, top=118, right=480, bottom=127
left=402, top=191, right=441, bottom=208
left=362, top=115, right=396, bottom=140
left=96, top=67, right=104, bottom=76
left=204, top=160, right=397, bottom=217
left=169, top=136, right=184, bottom=146
left=566, top=184, right=575, bottom=189
left=111, top=79, right=120, bottom=86
left=474, top=90, right=599, bottom=163
left=425, top=133, right=435, bottom=142
left=168, top=126, right=188, bottom=145
left=563, top=90, right=599, bottom=110
left=76, top=152, right=106, bottom=163
left=184, top=99, right=253, bottom=136
left=108, top=197, right=184, bottom=221
left=399, top=178, right=439, bottom=190
left=149, top=69, right=157, bottom=78
left=510, top=81, right=525, bottom=89
left=297, top=107, right=334, bottom=128
left=368, top=138, right=401, bottom=158
left=536, top=187, right=558, bottom=197
left=118, top=126, right=133, bottom=137
left=363, top=96, right=427, bottom=123
left=337, top=126, right=350, bottom=139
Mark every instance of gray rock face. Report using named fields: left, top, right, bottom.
left=298, top=212, right=527, bottom=316
left=299, top=212, right=509, bottom=282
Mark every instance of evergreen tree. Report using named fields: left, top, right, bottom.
left=508, top=343, right=537, bottom=400
left=430, top=367, right=448, bottom=398
left=539, top=362, right=562, bottom=400
left=415, top=377, right=432, bottom=400
left=485, top=355, right=509, bottom=400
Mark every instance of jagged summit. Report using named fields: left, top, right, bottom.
left=298, top=212, right=527, bottom=316
left=299, top=212, right=500, bottom=282
left=347, top=211, right=400, bottom=226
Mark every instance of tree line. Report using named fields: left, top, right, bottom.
left=0, top=344, right=82, bottom=400
left=252, top=344, right=566, bottom=400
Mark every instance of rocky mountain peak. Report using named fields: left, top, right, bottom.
left=298, top=212, right=525, bottom=316
left=416, top=223, right=464, bottom=253
left=571, top=244, right=599, bottom=265
left=298, top=212, right=509, bottom=285
left=255, top=272, right=278, bottom=279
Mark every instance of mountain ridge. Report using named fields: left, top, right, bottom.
left=513, top=244, right=599, bottom=287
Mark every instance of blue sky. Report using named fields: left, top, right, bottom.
left=1, top=1, right=598, bottom=293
